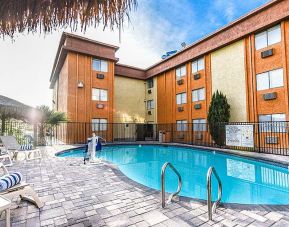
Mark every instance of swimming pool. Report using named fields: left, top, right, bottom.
left=57, top=145, right=289, bottom=205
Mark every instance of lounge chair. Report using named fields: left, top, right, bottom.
left=0, top=136, right=41, bottom=161
left=0, top=146, right=13, bottom=167
left=0, top=163, right=44, bottom=208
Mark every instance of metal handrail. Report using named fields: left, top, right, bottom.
left=161, top=162, right=182, bottom=208
left=98, top=136, right=107, bottom=145
left=207, top=166, right=222, bottom=220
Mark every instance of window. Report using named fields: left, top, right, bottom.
left=259, top=114, right=286, bottom=132
left=176, top=120, right=187, bottom=131
left=176, top=93, right=187, bottom=105
left=256, top=68, right=283, bottom=91
left=176, top=65, right=186, bottom=78
left=192, top=88, right=205, bottom=102
left=255, top=25, right=281, bottom=50
left=193, top=119, right=207, bottom=131
left=192, top=58, right=205, bottom=73
left=92, top=88, right=108, bottom=101
left=92, top=119, right=107, bottom=131
left=92, top=58, right=108, bottom=72
left=147, top=100, right=154, bottom=110
left=147, top=79, right=154, bottom=89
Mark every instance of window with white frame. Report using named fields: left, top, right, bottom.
left=176, top=120, right=187, bottom=131
left=176, top=65, right=186, bottom=78
left=92, top=88, right=108, bottom=101
left=255, top=25, right=281, bottom=50
left=192, top=88, right=205, bottom=102
left=92, top=118, right=107, bottom=131
left=92, top=58, right=108, bottom=72
left=192, top=58, right=205, bottom=73
left=193, top=119, right=207, bottom=131
left=147, top=100, right=154, bottom=110
left=256, top=68, right=283, bottom=91
left=147, top=79, right=154, bottom=89
left=258, top=114, right=286, bottom=132
left=176, top=92, right=187, bottom=105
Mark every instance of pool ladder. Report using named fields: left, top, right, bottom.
left=207, top=166, right=222, bottom=220
left=161, top=162, right=182, bottom=208
left=161, top=163, right=222, bottom=221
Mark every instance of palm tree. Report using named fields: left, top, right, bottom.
left=37, top=105, right=67, bottom=145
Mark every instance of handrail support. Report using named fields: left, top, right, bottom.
left=161, top=162, right=182, bottom=208
left=207, top=166, right=222, bottom=221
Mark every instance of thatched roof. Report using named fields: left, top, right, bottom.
left=0, top=0, right=137, bottom=38
left=0, top=95, right=34, bottom=120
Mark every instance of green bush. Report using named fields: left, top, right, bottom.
left=207, top=90, right=230, bottom=146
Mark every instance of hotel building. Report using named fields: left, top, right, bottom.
left=50, top=0, right=289, bottom=142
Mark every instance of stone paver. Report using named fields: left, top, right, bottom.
left=0, top=145, right=287, bottom=227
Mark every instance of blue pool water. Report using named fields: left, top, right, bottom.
left=58, top=145, right=289, bottom=205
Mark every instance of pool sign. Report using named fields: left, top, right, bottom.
left=225, top=125, right=254, bottom=148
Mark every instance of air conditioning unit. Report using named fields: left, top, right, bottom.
left=177, top=79, right=184, bottom=85
left=97, top=74, right=105, bottom=79
left=178, top=106, right=184, bottom=112
left=148, top=110, right=152, bottom=115
left=194, top=133, right=203, bottom=140
left=96, top=104, right=105, bottom=109
left=148, top=89, right=152, bottom=94
left=263, top=92, right=277, bottom=101
left=194, top=103, right=202, bottom=109
left=261, top=49, right=274, bottom=58
left=194, top=73, right=201, bottom=80
left=266, top=136, right=278, bottom=144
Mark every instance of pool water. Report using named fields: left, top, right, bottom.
left=58, top=145, right=289, bottom=205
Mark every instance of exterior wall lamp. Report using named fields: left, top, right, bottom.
left=77, top=81, right=84, bottom=88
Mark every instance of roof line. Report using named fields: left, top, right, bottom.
left=62, top=32, right=120, bottom=50
left=115, top=63, right=145, bottom=71
left=144, top=0, right=280, bottom=71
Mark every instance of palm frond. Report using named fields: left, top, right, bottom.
left=0, top=0, right=137, bottom=38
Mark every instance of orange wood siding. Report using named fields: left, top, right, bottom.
left=65, top=52, right=114, bottom=124
left=157, top=55, right=211, bottom=124
left=245, top=21, right=289, bottom=121
left=57, top=57, right=69, bottom=114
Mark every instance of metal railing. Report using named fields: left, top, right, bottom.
left=1, top=121, right=289, bottom=156
left=161, top=162, right=182, bottom=208
left=207, top=166, right=222, bottom=221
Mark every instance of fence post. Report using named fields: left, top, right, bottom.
left=33, top=123, right=38, bottom=147
left=257, top=123, right=261, bottom=153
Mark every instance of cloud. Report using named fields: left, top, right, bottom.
left=0, top=0, right=196, bottom=107
left=0, top=0, right=269, bottom=107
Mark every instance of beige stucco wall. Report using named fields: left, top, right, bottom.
left=113, top=75, right=146, bottom=123
left=145, top=77, right=158, bottom=123
left=211, top=40, right=247, bottom=122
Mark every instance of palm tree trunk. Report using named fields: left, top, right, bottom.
left=1, top=115, right=6, bottom=135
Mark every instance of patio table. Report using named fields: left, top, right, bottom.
left=0, top=196, right=11, bottom=227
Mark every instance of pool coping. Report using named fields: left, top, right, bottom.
left=55, top=143, right=289, bottom=210
left=55, top=142, right=289, bottom=168
left=100, top=160, right=289, bottom=211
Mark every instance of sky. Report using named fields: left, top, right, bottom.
left=0, top=0, right=269, bottom=108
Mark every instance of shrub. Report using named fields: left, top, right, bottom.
left=207, top=90, right=230, bottom=146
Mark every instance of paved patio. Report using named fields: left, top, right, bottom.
left=1, top=145, right=289, bottom=227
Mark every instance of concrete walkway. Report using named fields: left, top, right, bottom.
left=0, top=145, right=289, bottom=227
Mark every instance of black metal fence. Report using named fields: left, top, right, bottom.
left=0, top=121, right=289, bottom=156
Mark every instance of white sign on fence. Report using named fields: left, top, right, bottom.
left=225, top=124, right=254, bottom=148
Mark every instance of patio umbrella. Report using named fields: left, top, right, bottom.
left=0, top=0, right=137, bottom=38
